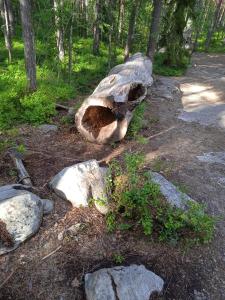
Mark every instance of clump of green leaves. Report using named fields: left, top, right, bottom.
left=113, top=253, right=125, bottom=264
left=127, top=102, right=146, bottom=138
left=106, top=153, right=216, bottom=245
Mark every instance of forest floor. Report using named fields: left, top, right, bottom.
left=0, top=53, right=225, bottom=300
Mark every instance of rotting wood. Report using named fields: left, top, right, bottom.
left=8, top=148, right=32, bottom=186
left=75, top=53, right=153, bottom=144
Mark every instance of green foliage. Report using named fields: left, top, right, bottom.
left=106, top=153, right=216, bottom=245
left=113, top=253, right=125, bottom=264
left=127, top=102, right=146, bottom=138
left=16, top=144, right=26, bottom=155
left=153, top=53, right=188, bottom=76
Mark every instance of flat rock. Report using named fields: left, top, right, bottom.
left=49, top=160, right=108, bottom=214
left=38, top=124, right=58, bottom=134
left=85, top=264, right=164, bottom=300
left=197, top=152, right=225, bottom=165
left=0, top=184, right=53, bottom=255
left=149, top=171, right=195, bottom=210
left=150, top=77, right=181, bottom=101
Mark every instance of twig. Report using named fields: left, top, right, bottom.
left=0, top=270, right=15, bottom=289
left=41, top=246, right=62, bottom=261
left=56, top=103, right=70, bottom=111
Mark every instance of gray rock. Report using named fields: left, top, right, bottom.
left=38, top=124, right=58, bottom=134
left=0, top=185, right=46, bottom=255
left=41, top=199, right=54, bottom=215
left=49, top=160, right=109, bottom=214
left=85, top=265, right=164, bottom=300
left=149, top=171, right=195, bottom=210
left=150, top=77, right=181, bottom=101
left=197, top=152, right=225, bottom=165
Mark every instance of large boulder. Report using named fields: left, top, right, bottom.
left=75, top=53, right=153, bottom=144
left=0, top=184, right=53, bottom=255
left=85, top=264, right=164, bottom=300
left=49, top=160, right=108, bottom=214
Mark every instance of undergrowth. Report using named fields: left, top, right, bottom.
left=105, top=153, right=216, bottom=245
left=127, top=102, right=146, bottom=139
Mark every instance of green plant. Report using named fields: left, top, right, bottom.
left=113, top=253, right=125, bottom=264
left=16, top=144, right=26, bottom=155
left=106, top=153, right=216, bottom=245
left=127, top=102, right=146, bottom=138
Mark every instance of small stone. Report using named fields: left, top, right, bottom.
left=149, top=171, right=195, bottom=210
left=71, top=277, right=80, bottom=288
left=58, top=231, right=64, bottom=241
left=38, top=124, right=58, bottom=134
left=66, top=223, right=83, bottom=236
left=85, top=265, right=164, bottom=300
left=41, top=199, right=54, bottom=215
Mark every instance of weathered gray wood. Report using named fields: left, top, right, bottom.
left=8, top=149, right=32, bottom=186
left=75, top=53, right=153, bottom=144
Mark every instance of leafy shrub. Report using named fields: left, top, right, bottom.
left=106, top=153, right=216, bottom=245
left=127, top=102, right=146, bottom=138
left=153, top=53, right=188, bottom=76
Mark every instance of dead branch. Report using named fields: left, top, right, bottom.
left=8, top=149, right=32, bottom=186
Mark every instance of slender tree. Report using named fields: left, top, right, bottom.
left=19, top=0, right=37, bottom=91
left=54, top=0, right=65, bottom=62
left=93, top=0, right=100, bottom=55
left=146, top=0, right=163, bottom=60
left=118, top=0, right=125, bottom=42
left=124, top=0, right=140, bottom=61
left=205, top=0, right=223, bottom=50
left=0, top=0, right=13, bottom=62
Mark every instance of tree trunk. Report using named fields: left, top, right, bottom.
left=93, top=0, right=100, bottom=55
left=75, top=53, right=153, bottom=144
left=68, top=10, right=75, bottom=83
left=205, top=0, right=223, bottom=50
left=118, top=0, right=125, bottom=42
left=19, top=0, right=37, bottom=91
left=146, top=0, right=163, bottom=60
left=124, top=0, right=140, bottom=61
left=0, top=0, right=13, bottom=62
left=54, top=0, right=65, bottom=62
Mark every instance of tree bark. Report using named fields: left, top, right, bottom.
left=0, top=0, right=13, bottom=62
left=54, top=0, right=65, bottom=62
left=118, top=0, right=125, bottom=42
left=146, top=0, right=163, bottom=60
left=68, top=10, right=75, bottom=83
left=93, top=0, right=100, bottom=55
left=205, top=0, right=223, bottom=50
left=124, top=0, right=140, bottom=61
left=19, top=0, right=37, bottom=91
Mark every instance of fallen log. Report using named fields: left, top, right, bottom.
left=8, top=149, right=32, bottom=186
left=75, top=53, right=153, bottom=144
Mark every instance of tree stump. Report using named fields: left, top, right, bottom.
left=75, top=53, right=153, bottom=144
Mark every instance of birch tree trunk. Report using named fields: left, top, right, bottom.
left=0, top=0, right=13, bottom=63
left=93, top=0, right=100, bottom=55
left=146, top=0, right=163, bottom=60
left=124, top=0, right=140, bottom=61
left=54, top=0, right=65, bottom=62
left=19, top=0, right=37, bottom=91
left=118, top=0, right=125, bottom=42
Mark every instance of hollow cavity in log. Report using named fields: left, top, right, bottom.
left=82, top=106, right=117, bottom=138
left=128, top=83, right=146, bottom=101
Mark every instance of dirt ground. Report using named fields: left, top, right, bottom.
left=0, top=53, right=225, bottom=300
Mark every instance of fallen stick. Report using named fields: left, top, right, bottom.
left=56, top=103, right=70, bottom=111
left=41, top=245, right=62, bottom=261
left=8, top=149, right=32, bottom=186
left=0, top=270, right=15, bottom=289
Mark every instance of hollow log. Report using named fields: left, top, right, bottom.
left=75, top=53, right=153, bottom=144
